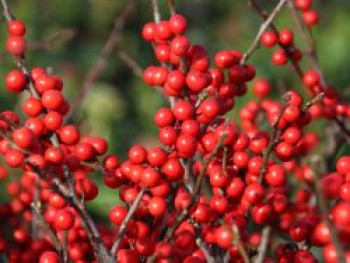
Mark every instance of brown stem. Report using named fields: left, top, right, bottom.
left=0, top=2, right=114, bottom=260
left=118, top=51, right=143, bottom=77
left=110, top=188, right=146, bottom=257
left=285, top=0, right=350, bottom=139
left=258, top=99, right=287, bottom=183
left=312, top=157, right=346, bottom=263
left=31, top=203, right=66, bottom=261
left=150, top=0, right=161, bottom=23
left=168, top=0, right=176, bottom=15
left=66, top=1, right=135, bottom=121
left=254, top=226, right=271, bottom=263
left=247, top=0, right=303, bottom=77
left=232, top=225, right=250, bottom=263
left=241, top=0, right=288, bottom=64
left=163, top=134, right=227, bottom=241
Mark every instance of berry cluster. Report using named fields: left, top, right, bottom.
left=0, top=0, right=349, bottom=263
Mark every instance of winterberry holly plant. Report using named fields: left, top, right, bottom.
left=0, top=0, right=350, bottom=262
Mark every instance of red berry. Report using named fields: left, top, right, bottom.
left=109, top=206, right=128, bottom=225
left=142, top=22, right=156, bottom=42
left=148, top=197, right=167, bottom=217
left=154, top=108, right=175, bottom=127
left=303, top=70, right=320, bottom=88
left=279, top=29, right=294, bottom=46
left=43, top=111, right=63, bottom=130
left=141, top=167, right=161, bottom=187
left=295, top=0, right=312, bottom=11
left=260, top=31, right=278, bottom=48
left=5, top=150, right=24, bottom=167
left=22, top=97, right=43, bottom=117
left=176, top=134, right=197, bottom=158
left=244, top=184, right=264, bottom=204
left=129, top=145, right=147, bottom=165
left=282, top=126, right=301, bottom=145
left=275, top=142, right=294, bottom=161
left=42, top=90, right=64, bottom=111
left=39, top=251, right=60, bottom=263
left=35, top=75, right=56, bottom=93
left=169, top=14, right=187, bottom=35
left=215, top=225, right=233, bottom=249
left=159, top=126, right=177, bottom=146
left=6, top=36, right=26, bottom=56
left=162, top=158, right=184, bottom=181
left=214, top=50, right=236, bottom=68
left=302, top=10, right=319, bottom=27
left=170, top=36, right=190, bottom=56
left=166, top=70, right=186, bottom=91
left=5, top=70, right=27, bottom=93
left=147, top=147, right=167, bottom=166
left=49, top=193, right=66, bottom=209
left=58, top=125, right=80, bottom=145
left=12, top=127, right=35, bottom=149
left=252, top=79, right=270, bottom=98
left=186, top=70, right=210, bottom=94
left=173, top=100, right=194, bottom=121
left=272, top=49, right=288, bottom=66
left=266, top=164, right=286, bottom=186
left=45, top=147, right=64, bottom=164
left=155, top=21, right=172, bottom=40
left=8, top=20, right=26, bottom=36
left=74, top=143, right=95, bottom=161
left=54, top=209, right=75, bottom=230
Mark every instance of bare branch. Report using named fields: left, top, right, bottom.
left=311, top=157, right=346, bottom=263
left=254, top=226, right=271, bottom=263
left=163, top=134, right=227, bottom=241
left=67, top=1, right=135, bottom=121
left=31, top=203, right=65, bottom=260
left=232, top=225, right=250, bottom=263
left=118, top=51, right=143, bottom=77
left=110, top=188, right=146, bottom=257
left=241, top=0, right=288, bottom=64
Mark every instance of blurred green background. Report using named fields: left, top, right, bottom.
left=0, top=0, right=350, bottom=216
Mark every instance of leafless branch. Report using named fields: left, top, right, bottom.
left=31, top=203, right=66, bottom=261
left=246, top=0, right=303, bottom=77
left=163, top=134, right=227, bottom=241
left=118, top=51, right=143, bottom=77
left=110, top=188, right=146, bottom=256
left=254, top=226, right=271, bottom=263
left=311, top=157, right=346, bottom=263
left=241, top=0, right=288, bottom=64
left=67, top=1, right=135, bottom=121
left=232, top=225, right=250, bottom=263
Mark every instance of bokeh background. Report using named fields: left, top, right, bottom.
left=0, top=0, right=350, bottom=217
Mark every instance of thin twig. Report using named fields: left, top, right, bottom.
left=31, top=203, right=65, bottom=259
left=196, top=238, right=215, bottom=263
left=150, top=0, right=161, bottom=23
left=285, top=0, right=350, bottom=139
left=163, top=134, right=227, bottom=241
left=118, top=51, right=143, bottom=77
left=311, top=157, right=346, bottom=263
left=246, top=0, right=303, bottom=77
left=254, top=226, right=271, bottom=263
left=0, top=2, right=115, bottom=260
left=110, top=188, right=146, bottom=257
left=67, top=1, right=135, bottom=121
left=168, top=0, right=176, bottom=15
left=286, top=0, right=325, bottom=86
left=258, top=97, right=288, bottom=183
left=232, top=225, right=250, bottom=263
left=241, top=0, right=288, bottom=64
